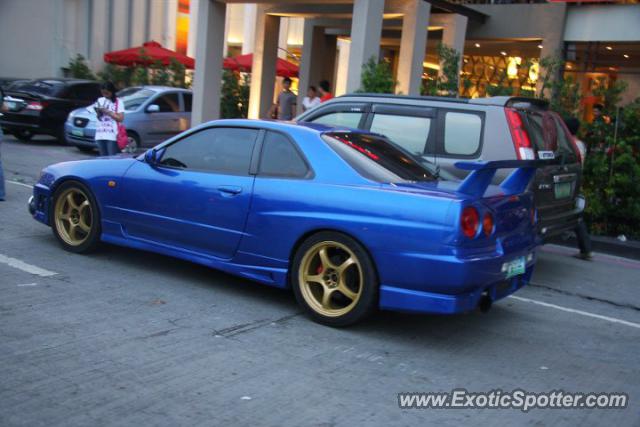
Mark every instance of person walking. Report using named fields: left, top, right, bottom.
left=564, top=116, right=593, bottom=260
left=0, top=85, right=7, bottom=201
left=90, top=81, right=124, bottom=156
left=319, top=80, right=333, bottom=103
left=269, top=77, right=297, bottom=121
left=302, top=86, right=321, bottom=112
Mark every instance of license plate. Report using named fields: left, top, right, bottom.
left=503, top=257, right=526, bottom=279
left=554, top=182, right=572, bottom=199
left=6, top=101, right=16, bottom=110
left=71, top=129, right=84, bottom=137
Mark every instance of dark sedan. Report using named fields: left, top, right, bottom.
left=0, top=79, right=101, bottom=142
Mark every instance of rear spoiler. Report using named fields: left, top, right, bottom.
left=455, top=160, right=547, bottom=198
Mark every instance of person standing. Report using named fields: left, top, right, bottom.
left=90, top=81, right=124, bottom=156
left=319, top=80, right=333, bottom=103
left=0, top=85, right=7, bottom=201
left=564, top=116, right=593, bottom=260
left=302, top=86, right=321, bottom=112
left=269, top=77, right=297, bottom=121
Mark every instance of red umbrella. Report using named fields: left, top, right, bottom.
left=104, top=41, right=195, bottom=69
left=223, top=53, right=299, bottom=78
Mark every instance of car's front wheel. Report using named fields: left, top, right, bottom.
left=292, top=232, right=378, bottom=326
left=14, top=130, right=33, bottom=142
left=51, top=181, right=101, bottom=253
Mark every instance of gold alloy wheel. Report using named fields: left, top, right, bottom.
left=54, top=187, right=93, bottom=246
left=298, top=241, right=363, bottom=317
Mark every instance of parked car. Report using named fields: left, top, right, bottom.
left=297, top=94, right=583, bottom=242
left=0, top=77, right=29, bottom=90
left=0, top=79, right=101, bottom=142
left=28, top=120, right=540, bottom=326
left=65, top=86, right=192, bottom=152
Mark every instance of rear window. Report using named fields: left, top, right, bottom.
left=322, top=132, right=437, bottom=183
left=520, top=111, right=577, bottom=163
left=9, top=80, right=65, bottom=96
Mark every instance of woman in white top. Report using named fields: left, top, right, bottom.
left=89, top=81, right=124, bottom=156
left=302, top=86, right=321, bottom=112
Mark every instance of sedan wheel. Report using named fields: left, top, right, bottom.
left=52, top=182, right=101, bottom=253
left=293, top=232, right=377, bottom=326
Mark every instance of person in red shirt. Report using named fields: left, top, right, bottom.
left=319, top=80, right=333, bottom=103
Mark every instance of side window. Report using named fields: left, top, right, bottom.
left=259, top=131, right=309, bottom=178
left=68, top=84, right=99, bottom=101
left=159, top=127, right=258, bottom=174
left=153, top=93, right=180, bottom=113
left=443, top=112, right=482, bottom=156
left=311, top=112, right=363, bottom=128
left=183, top=93, right=192, bottom=112
left=370, top=114, right=431, bottom=155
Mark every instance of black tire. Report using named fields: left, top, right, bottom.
left=50, top=181, right=102, bottom=254
left=291, top=231, right=378, bottom=327
left=125, top=131, right=141, bottom=153
left=15, top=130, right=33, bottom=142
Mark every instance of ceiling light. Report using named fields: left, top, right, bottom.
left=566, top=64, right=572, bottom=69
left=606, top=46, right=612, bottom=50
left=609, top=67, right=616, bottom=71
left=537, top=44, right=543, bottom=49
left=500, top=51, right=507, bottom=56
left=474, top=43, right=481, bottom=48
left=623, top=54, right=630, bottom=59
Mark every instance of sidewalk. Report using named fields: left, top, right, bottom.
left=550, top=234, right=640, bottom=261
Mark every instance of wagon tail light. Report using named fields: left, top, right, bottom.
left=482, top=212, right=494, bottom=236
left=505, top=108, right=534, bottom=160
left=26, top=101, right=48, bottom=111
left=461, top=206, right=479, bottom=239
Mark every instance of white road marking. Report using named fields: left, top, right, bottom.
left=7, top=180, right=33, bottom=189
left=509, top=295, right=640, bottom=330
left=0, top=254, right=57, bottom=277
left=17, top=283, right=38, bottom=287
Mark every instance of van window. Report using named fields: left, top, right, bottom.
left=370, top=114, right=431, bottom=155
left=444, top=112, right=482, bottom=156
left=521, top=112, right=578, bottom=163
left=311, top=112, right=362, bottom=129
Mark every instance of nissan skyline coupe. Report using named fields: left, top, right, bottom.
left=29, top=119, right=540, bottom=326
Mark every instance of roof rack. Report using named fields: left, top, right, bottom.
left=337, top=93, right=470, bottom=104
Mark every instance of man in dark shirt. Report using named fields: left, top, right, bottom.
left=270, top=77, right=297, bottom=120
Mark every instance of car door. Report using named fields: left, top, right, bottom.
left=117, top=126, right=260, bottom=260
left=144, top=92, right=182, bottom=144
left=364, top=104, right=437, bottom=163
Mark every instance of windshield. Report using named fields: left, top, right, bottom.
left=9, top=80, right=65, bottom=96
left=322, top=132, right=437, bottom=183
left=118, top=88, right=155, bottom=111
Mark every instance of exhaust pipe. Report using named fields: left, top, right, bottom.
left=478, top=293, right=493, bottom=313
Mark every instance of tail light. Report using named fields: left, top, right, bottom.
left=461, top=206, right=479, bottom=239
left=505, top=108, right=535, bottom=160
left=482, top=212, right=494, bottom=236
left=26, top=101, right=47, bottom=111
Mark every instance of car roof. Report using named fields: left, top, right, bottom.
left=334, top=93, right=548, bottom=109
left=197, top=119, right=371, bottom=136
left=141, top=85, right=191, bottom=92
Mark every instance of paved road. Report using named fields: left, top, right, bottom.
left=1, top=136, right=639, bottom=427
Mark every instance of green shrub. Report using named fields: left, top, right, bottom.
left=357, top=57, right=396, bottom=94
left=67, top=54, right=95, bottom=80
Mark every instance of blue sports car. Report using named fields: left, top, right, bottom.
left=29, top=120, right=540, bottom=326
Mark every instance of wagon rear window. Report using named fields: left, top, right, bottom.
left=322, top=132, right=437, bottom=183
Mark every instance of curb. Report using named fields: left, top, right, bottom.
left=548, top=234, right=640, bottom=261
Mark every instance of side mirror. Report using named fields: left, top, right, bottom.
left=144, top=149, right=158, bottom=165
left=146, top=104, right=160, bottom=113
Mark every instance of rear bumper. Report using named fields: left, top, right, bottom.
left=1, top=116, right=59, bottom=136
left=64, top=122, right=96, bottom=147
left=380, top=266, right=532, bottom=314
left=538, top=205, right=583, bottom=241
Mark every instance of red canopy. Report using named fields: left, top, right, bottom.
left=104, top=41, right=195, bottom=69
left=223, top=53, right=299, bottom=78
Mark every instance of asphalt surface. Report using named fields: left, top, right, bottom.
left=1, top=135, right=639, bottom=427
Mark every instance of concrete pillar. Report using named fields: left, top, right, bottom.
left=131, top=0, right=147, bottom=47
left=345, top=0, right=384, bottom=93
left=163, top=0, right=178, bottom=50
left=335, top=38, right=350, bottom=96
left=297, top=22, right=337, bottom=113
left=278, top=17, right=290, bottom=59
left=396, top=0, right=431, bottom=95
left=186, top=0, right=198, bottom=58
left=537, top=4, right=567, bottom=95
left=191, top=0, right=226, bottom=125
left=242, top=4, right=257, bottom=54
left=111, top=0, right=128, bottom=50
left=248, top=6, right=280, bottom=119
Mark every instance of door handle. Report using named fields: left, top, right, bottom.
left=217, top=185, right=242, bottom=196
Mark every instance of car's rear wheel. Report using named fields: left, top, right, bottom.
left=14, top=130, right=33, bottom=142
left=292, top=232, right=378, bottom=326
left=51, top=181, right=101, bottom=253
left=124, top=131, right=140, bottom=153
left=76, top=146, right=95, bottom=153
